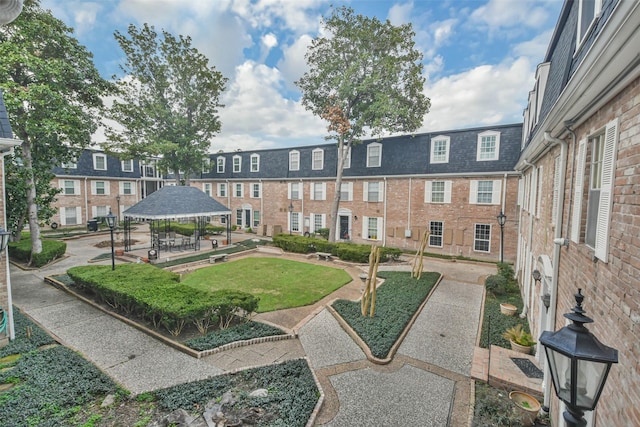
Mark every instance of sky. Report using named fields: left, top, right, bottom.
left=41, top=0, right=564, bottom=152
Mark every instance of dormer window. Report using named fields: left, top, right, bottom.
left=312, top=148, right=324, bottom=170
left=121, top=159, right=133, bottom=172
left=233, top=155, right=241, bottom=173
left=430, top=136, right=450, bottom=164
left=577, top=0, right=602, bottom=48
left=93, top=153, right=107, bottom=170
left=477, top=131, right=500, bottom=161
left=217, top=157, right=225, bottom=173
left=367, top=142, right=382, bottom=167
left=289, top=150, right=300, bottom=171
left=250, top=154, right=260, bottom=172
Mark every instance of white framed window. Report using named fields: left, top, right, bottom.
left=425, top=181, right=452, bottom=203
left=234, top=183, right=244, bottom=198
left=429, top=221, right=443, bottom=247
left=474, top=224, right=491, bottom=252
left=363, top=181, right=384, bottom=202
left=343, top=145, right=351, bottom=169
left=430, top=136, right=450, bottom=164
left=232, top=155, right=241, bottom=173
left=91, top=181, right=109, bottom=196
left=92, top=205, right=109, bottom=218
left=121, top=159, right=133, bottom=172
left=236, top=209, right=243, bottom=226
left=250, top=154, right=260, bottom=172
left=340, top=182, right=353, bottom=201
left=217, top=157, right=225, bottom=173
left=202, top=158, right=211, bottom=174
left=289, top=212, right=301, bottom=233
left=217, top=182, right=227, bottom=197
left=310, top=213, right=326, bottom=233
left=577, top=0, right=602, bottom=48
left=253, top=210, right=260, bottom=227
left=312, top=148, right=324, bottom=170
left=289, top=150, right=300, bottom=171
left=61, top=206, right=82, bottom=225
left=366, top=143, right=382, bottom=167
left=203, top=183, right=212, bottom=197
left=60, top=179, right=80, bottom=195
left=120, top=181, right=135, bottom=195
left=288, top=182, right=301, bottom=200
left=61, top=159, right=77, bottom=169
left=93, top=153, right=107, bottom=170
left=362, top=216, right=383, bottom=240
left=477, top=131, right=500, bottom=161
left=251, top=183, right=261, bottom=198
left=310, top=182, right=326, bottom=201
left=469, top=180, right=501, bottom=205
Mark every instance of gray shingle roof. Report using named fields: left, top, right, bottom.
left=0, top=90, right=14, bottom=140
left=123, top=185, right=231, bottom=219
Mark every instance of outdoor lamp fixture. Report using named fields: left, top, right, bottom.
left=532, top=269, right=542, bottom=285
left=0, top=228, right=11, bottom=255
left=496, top=210, right=507, bottom=263
left=116, top=195, right=121, bottom=225
left=288, top=203, right=293, bottom=235
left=539, top=289, right=618, bottom=427
left=105, top=210, right=117, bottom=271
left=0, top=0, right=23, bottom=25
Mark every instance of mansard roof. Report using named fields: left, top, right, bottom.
left=205, top=123, right=522, bottom=180
left=51, top=148, right=143, bottom=179
left=123, top=185, right=230, bottom=220
left=0, top=90, right=14, bottom=140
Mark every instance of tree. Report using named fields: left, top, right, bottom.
left=0, top=0, right=114, bottom=260
left=105, top=24, right=227, bottom=185
left=296, top=6, right=430, bottom=242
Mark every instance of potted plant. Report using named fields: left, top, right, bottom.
left=502, top=324, right=536, bottom=354
left=509, top=390, right=541, bottom=426
left=500, top=302, right=518, bottom=316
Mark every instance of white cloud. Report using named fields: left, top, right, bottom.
left=469, top=0, right=549, bottom=31
left=433, top=18, right=456, bottom=47
left=262, top=32, right=278, bottom=49
left=512, top=29, right=554, bottom=62
left=387, top=1, right=414, bottom=25
left=277, top=34, right=312, bottom=91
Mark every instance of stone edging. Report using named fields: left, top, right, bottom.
left=326, top=272, right=444, bottom=365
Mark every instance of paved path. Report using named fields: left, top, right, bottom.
left=10, top=233, right=495, bottom=425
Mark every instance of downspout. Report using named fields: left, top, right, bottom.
left=542, top=131, right=569, bottom=409
left=383, top=177, right=388, bottom=247
left=521, top=160, right=535, bottom=318
left=300, top=179, right=304, bottom=231
left=2, top=155, right=14, bottom=340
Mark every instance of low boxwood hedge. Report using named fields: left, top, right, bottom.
left=272, top=234, right=401, bottom=263
left=8, top=238, right=67, bottom=267
left=67, top=264, right=259, bottom=336
left=153, top=221, right=227, bottom=237
left=332, top=271, right=440, bottom=358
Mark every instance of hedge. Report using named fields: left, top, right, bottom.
left=153, top=221, right=227, bottom=237
left=8, top=238, right=67, bottom=267
left=67, top=264, right=258, bottom=336
left=272, top=234, right=401, bottom=263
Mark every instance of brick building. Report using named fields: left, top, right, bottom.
left=516, top=0, right=640, bottom=425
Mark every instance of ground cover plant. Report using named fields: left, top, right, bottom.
left=185, top=321, right=287, bottom=351
left=181, top=257, right=352, bottom=312
left=332, top=271, right=440, bottom=358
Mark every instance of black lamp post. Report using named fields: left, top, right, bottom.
left=116, top=195, right=121, bottom=226
left=288, top=203, right=293, bottom=235
left=540, top=289, right=618, bottom=427
left=105, top=210, right=117, bottom=270
left=496, top=210, right=506, bottom=263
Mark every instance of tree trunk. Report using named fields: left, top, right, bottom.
left=328, top=140, right=349, bottom=242
left=22, top=140, right=43, bottom=262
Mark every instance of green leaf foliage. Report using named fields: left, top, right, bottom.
left=0, top=307, right=55, bottom=359
left=332, top=271, right=440, bottom=358
left=272, top=234, right=401, bottom=263
left=8, top=238, right=66, bottom=267
left=479, top=293, right=530, bottom=349
left=185, top=321, right=287, bottom=351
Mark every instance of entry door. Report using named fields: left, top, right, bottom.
left=339, top=215, right=350, bottom=239
left=244, top=209, right=251, bottom=228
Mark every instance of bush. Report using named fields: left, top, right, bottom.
left=316, top=228, right=330, bottom=239
left=484, top=274, right=509, bottom=296
left=272, top=234, right=402, bottom=263
left=185, top=321, right=287, bottom=351
left=8, top=238, right=67, bottom=267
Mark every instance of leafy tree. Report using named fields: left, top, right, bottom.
left=296, top=6, right=430, bottom=242
left=0, top=0, right=114, bottom=260
left=105, top=23, right=227, bottom=185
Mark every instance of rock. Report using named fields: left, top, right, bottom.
left=248, top=388, right=268, bottom=398
left=100, top=394, right=115, bottom=408
left=160, top=408, right=196, bottom=426
left=220, top=390, right=235, bottom=405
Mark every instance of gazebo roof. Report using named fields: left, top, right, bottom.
left=123, top=185, right=231, bottom=220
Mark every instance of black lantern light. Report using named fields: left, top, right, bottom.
left=105, top=210, right=117, bottom=270
left=539, top=289, right=618, bottom=427
left=288, top=203, right=293, bottom=235
left=496, top=210, right=506, bottom=263
left=0, top=228, right=11, bottom=254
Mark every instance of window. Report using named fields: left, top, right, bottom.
left=234, top=183, right=244, bottom=198
left=61, top=159, right=77, bottom=169
left=343, top=146, right=351, bottom=169
left=290, top=212, right=300, bottom=232
left=217, top=157, right=225, bottom=173
left=63, top=207, right=80, bottom=225
left=470, top=180, right=501, bottom=205
left=93, top=205, right=108, bottom=218
left=431, top=136, right=450, bottom=163
left=577, top=0, right=602, bottom=47
left=310, top=213, right=326, bottom=233
left=312, top=148, right=324, bottom=170
left=217, top=183, right=227, bottom=197
left=425, top=181, right=452, bottom=203
left=93, top=153, right=107, bottom=170
left=362, top=216, right=382, bottom=240
left=429, top=221, right=443, bottom=247
left=289, top=150, right=300, bottom=171
left=233, top=155, right=241, bottom=173
left=121, top=182, right=134, bottom=195
left=340, top=182, right=353, bottom=201
left=250, top=154, right=260, bottom=172
left=474, top=224, right=491, bottom=252
left=251, top=183, right=261, bottom=198
left=571, top=119, right=618, bottom=262
left=253, top=210, right=260, bottom=227
left=363, top=182, right=384, bottom=202
left=288, top=182, right=301, bottom=200
left=92, top=181, right=108, bottom=195
left=310, top=182, right=326, bottom=201
left=477, top=131, right=500, bottom=161
left=61, top=180, right=79, bottom=195
left=203, top=183, right=212, bottom=197
left=121, top=159, right=133, bottom=172
left=367, top=143, right=381, bottom=167
left=202, top=158, right=211, bottom=174
left=236, top=209, right=243, bottom=226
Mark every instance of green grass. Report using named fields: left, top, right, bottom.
left=180, top=257, right=351, bottom=312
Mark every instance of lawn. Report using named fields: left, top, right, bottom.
left=180, top=257, right=352, bottom=312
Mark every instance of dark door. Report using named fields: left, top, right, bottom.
left=339, top=215, right=349, bottom=239
left=245, top=209, right=251, bottom=228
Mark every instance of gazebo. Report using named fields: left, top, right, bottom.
left=122, top=186, right=232, bottom=256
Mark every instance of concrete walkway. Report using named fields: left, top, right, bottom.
left=10, top=233, right=495, bottom=425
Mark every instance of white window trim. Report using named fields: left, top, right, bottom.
left=217, top=157, right=225, bottom=173
left=363, top=181, right=385, bottom=202
left=232, top=155, right=242, bottom=173
left=469, top=180, right=501, bottom=205
left=310, top=182, right=326, bottom=201
left=366, top=142, right=382, bottom=168
left=430, top=135, right=450, bottom=164
left=429, top=221, right=444, bottom=248
left=61, top=160, right=77, bottom=169
left=60, top=179, right=81, bottom=195
left=476, top=131, right=501, bottom=161
left=202, top=158, right=211, bottom=174
left=343, top=146, right=351, bottom=169
left=119, top=181, right=136, bottom=196
left=289, top=150, right=300, bottom=171
left=234, top=183, right=244, bottom=198
left=312, top=148, right=324, bottom=170
left=309, top=213, right=327, bottom=233
left=91, top=180, right=110, bottom=196
left=60, top=206, right=82, bottom=226
left=250, top=154, right=260, bottom=172
left=288, top=211, right=301, bottom=233
left=203, top=183, right=212, bottom=196
left=473, top=223, right=492, bottom=253
left=593, top=119, right=619, bottom=261
left=121, top=159, right=134, bottom=173
left=93, top=153, right=107, bottom=170
left=340, top=182, right=353, bottom=201
left=250, top=183, right=262, bottom=198
left=571, top=139, right=588, bottom=243
left=217, top=182, right=227, bottom=197
left=362, top=216, right=383, bottom=241
left=576, top=0, right=602, bottom=49
left=425, top=180, right=452, bottom=204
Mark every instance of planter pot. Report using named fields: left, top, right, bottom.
left=500, top=303, right=518, bottom=316
left=115, top=249, right=125, bottom=256
left=509, top=391, right=541, bottom=427
left=510, top=340, right=534, bottom=354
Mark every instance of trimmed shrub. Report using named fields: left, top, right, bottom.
left=484, top=274, right=509, bottom=296
left=8, top=238, right=67, bottom=267
left=273, top=234, right=402, bottom=263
